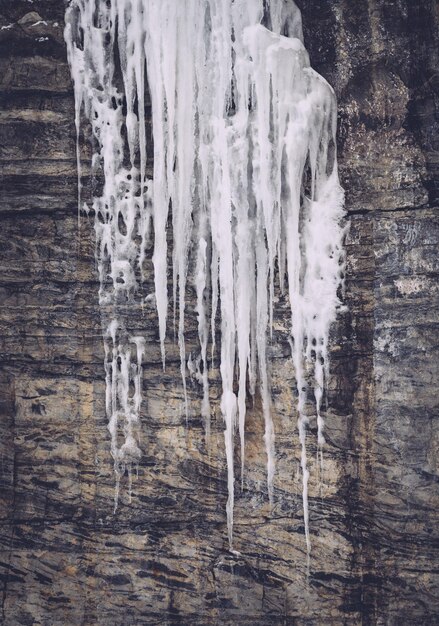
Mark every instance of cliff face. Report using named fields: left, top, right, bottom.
left=0, top=1, right=438, bottom=625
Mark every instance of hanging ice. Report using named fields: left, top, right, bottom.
left=105, top=321, right=145, bottom=510
left=65, top=0, right=345, bottom=556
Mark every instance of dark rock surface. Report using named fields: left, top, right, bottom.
left=0, top=1, right=438, bottom=624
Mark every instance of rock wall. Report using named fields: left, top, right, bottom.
left=0, top=1, right=438, bottom=624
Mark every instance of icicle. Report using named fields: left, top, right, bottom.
left=65, top=0, right=345, bottom=557
left=104, top=321, right=144, bottom=510
left=195, top=237, right=211, bottom=443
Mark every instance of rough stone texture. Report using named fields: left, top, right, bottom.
left=0, top=1, right=438, bottom=624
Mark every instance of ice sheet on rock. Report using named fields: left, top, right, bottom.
left=65, top=0, right=345, bottom=556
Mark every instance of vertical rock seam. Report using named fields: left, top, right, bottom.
left=64, top=0, right=345, bottom=555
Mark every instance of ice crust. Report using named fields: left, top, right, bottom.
left=65, top=0, right=345, bottom=555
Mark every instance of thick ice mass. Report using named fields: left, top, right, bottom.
left=65, top=0, right=345, bottom=555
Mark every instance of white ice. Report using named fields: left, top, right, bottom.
left=65, top=0, right=345, bottom=556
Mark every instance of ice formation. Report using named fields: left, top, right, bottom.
left=65, top=0, right=345, bottom=555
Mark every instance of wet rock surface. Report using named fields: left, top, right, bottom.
left=0, top=1, right=438, bottom=624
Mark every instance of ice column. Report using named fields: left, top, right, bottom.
left=65, top=0, right=345, bottom=553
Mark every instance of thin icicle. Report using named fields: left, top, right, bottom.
left=104, top=321, right=144, bottom=510
left=195, top=236, right=211, bottom=443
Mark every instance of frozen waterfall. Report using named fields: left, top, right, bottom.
left=65, top=0, right=345, bottom=556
